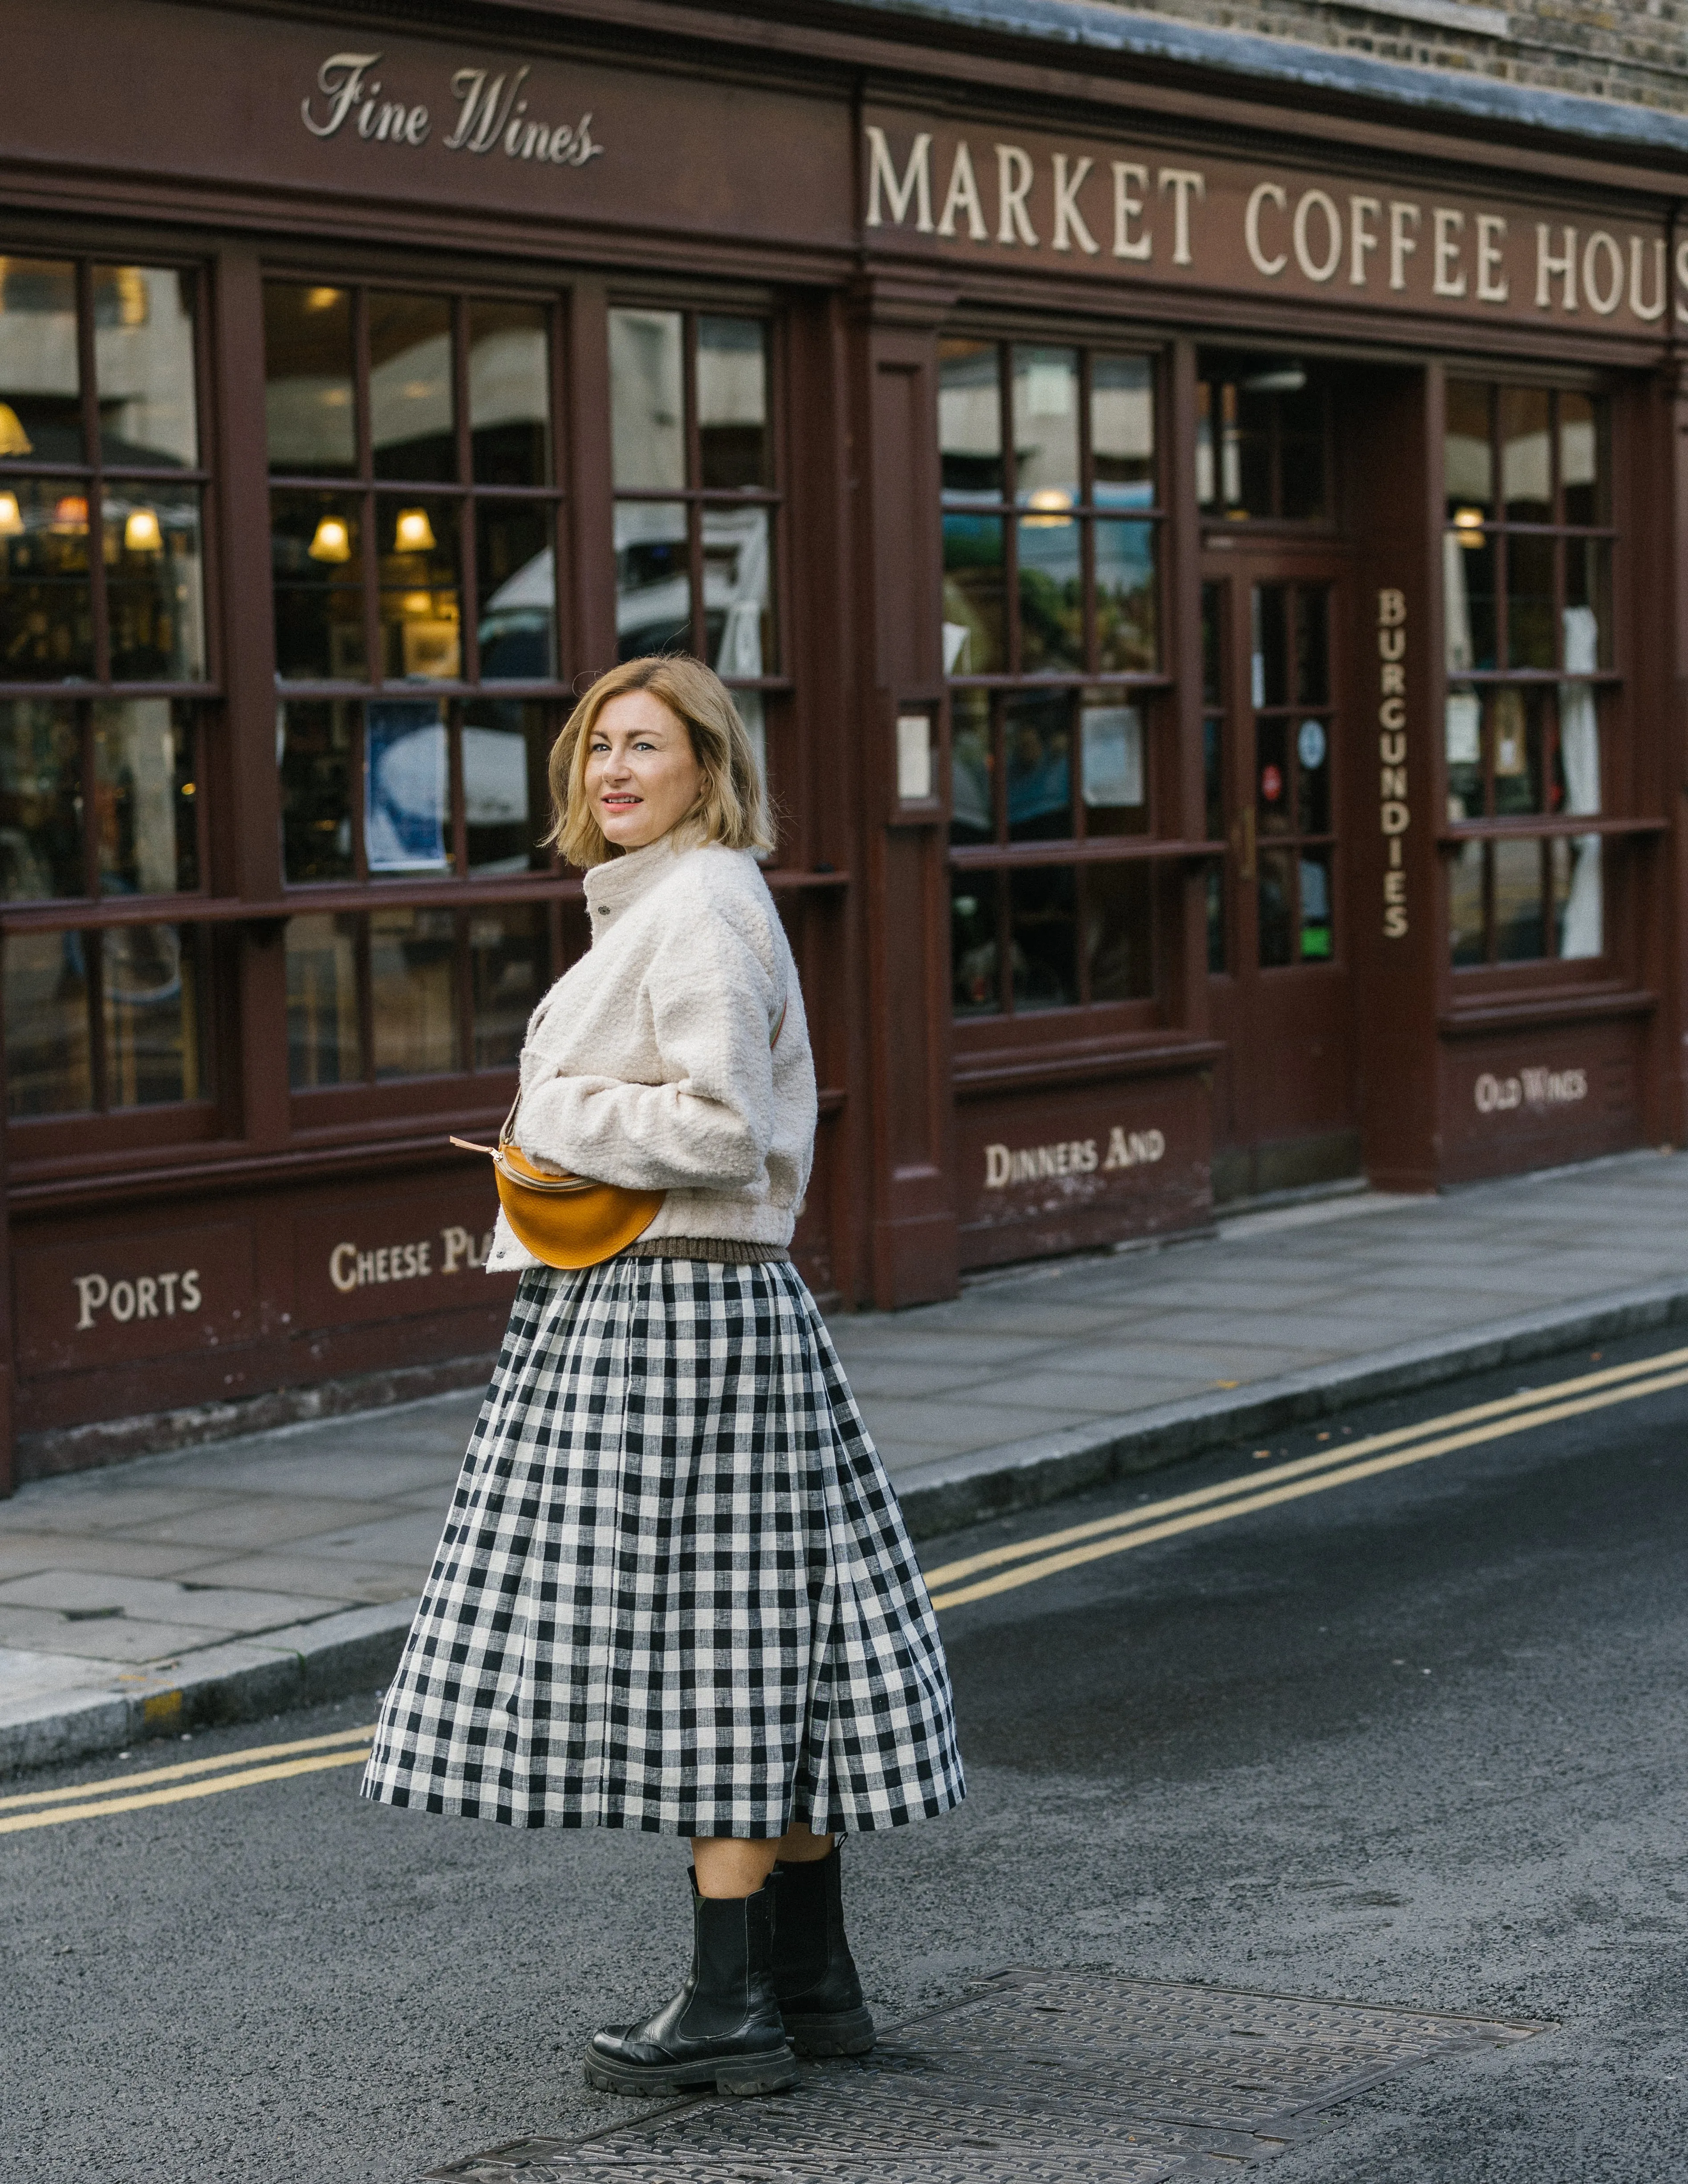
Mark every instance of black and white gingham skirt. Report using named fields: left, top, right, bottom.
left=361, top=1259, right=965, bottom=1836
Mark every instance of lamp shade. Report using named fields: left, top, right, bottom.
left=308, top=514, right=352, bottom=563
left=393, top=506, right=437, bottom=553
left=0, top=491, right=22, bottom=538
left=50, top=494, right=87, bottom=532
left=123, top=506, right=164, bottom=553
left=0, top=403, right=33, bottom=459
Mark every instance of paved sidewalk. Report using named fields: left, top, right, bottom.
left=4, top=1147, right=1688, bottom=1771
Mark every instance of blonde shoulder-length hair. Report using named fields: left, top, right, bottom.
left=546, top=656, right=773, bottom=869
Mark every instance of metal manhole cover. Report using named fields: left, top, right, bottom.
left=418, top=1969, right=1542, bottom=2183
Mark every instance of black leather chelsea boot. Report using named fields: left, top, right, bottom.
left=584, top=1875, right=798, bottom=2098
left=771, top=1847, right=875, bottom=2056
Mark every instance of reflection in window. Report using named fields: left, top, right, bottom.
left=371, top=907, right=459, bottom=1079
left=615, top=500, right=690, bottom=659
left=469, top=302, right=551, bottom=486
left=365, top=700, right=449, bottom=873
left=470, top=904, right=547, bottom=1068
left=1196, top=353, right=1331, bottom=521
left=264, top=283, right=356, bottom=477
left=93, top=699, right=197, bottom=896
left=377, top=497, right=460, bottom=682
left=4, top=926, right=91, bottom=1114
left=93, top=266, right=199, bottom=468
left=286, top=912, right=361, bottom=1087
left=610, top=309, right=686, bottom=493
left=369, top=293, right=454, bottom=482
left=0, top=700, right=81, bottom=899
left=463, top=701, right=549, bottom=875
left=280, top=700, right=356, bottom=883
left=4, top=920, right=208, bottom=1115
left=476, top=502, right=554, bottom=680
left=697, top=316, right=771, bottom=490
left=0, top=257, right=81, bottom=465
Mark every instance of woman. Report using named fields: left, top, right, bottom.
left=363, top=656, right=964, bottom=2099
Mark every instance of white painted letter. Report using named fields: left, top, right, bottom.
left=1051, top=154, right=1099, bottom=255
left=1159, top=168, right=1205, bottom=266
left=1112, top=162, right=1151, bottom=260
left=865, top=127, right=933, bottom=232
left=1349, top=194, right=1380, bottom=286
left=1536, top=224, right=1578, bottom=311
left=1389, top=202, right=1421, bottom=292
left=1432, top=208, right=1467, bottom=298
left=936, top=142, right=987, bottom=240
left=995, top=144, right=1038, bottom=245
left=1476, top=214, right=1509, bottom=303
left=1245, top=182, right=1288, bottom=276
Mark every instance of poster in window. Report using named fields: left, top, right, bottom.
left=365, top=700, right=450, bottom=871
left=1081, top=705, right=1144, bottom=807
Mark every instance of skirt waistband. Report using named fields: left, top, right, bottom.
left=620, top=1236, right=791, bottom=1265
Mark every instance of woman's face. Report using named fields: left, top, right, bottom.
left=584, top=691, right=705, bottom=851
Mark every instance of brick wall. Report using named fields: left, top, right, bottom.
left=1099, top=1, right=1688, bottom=115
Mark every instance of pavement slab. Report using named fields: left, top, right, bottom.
left=3, top=1147, right=1688, bottom=1774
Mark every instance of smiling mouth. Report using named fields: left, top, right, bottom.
left=600, top=795, right=642, bottom=809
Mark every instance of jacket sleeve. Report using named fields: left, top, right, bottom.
left=512, top=903, right=778, bottom=1193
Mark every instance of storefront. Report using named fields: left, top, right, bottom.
left=2, top=0, right=1684, bottom=1485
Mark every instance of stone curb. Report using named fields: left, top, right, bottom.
left=0, top=1597, right=417, bottom=1779
left=892, top=1276, right=1688, bottom=1541
left=8, top=1272, right=1688, bottom=1777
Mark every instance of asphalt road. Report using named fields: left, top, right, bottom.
left=6, top=1325, right=1688, bottom=2182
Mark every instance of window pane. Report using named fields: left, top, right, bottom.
left=1080, top=699, right=1147, bottom=837
left=1556, top=831, right=1603, bottom=959
left=470, top=904, right=548, bottom=1070
left=698, top=316, right=770, bottom=490
left=1295, top=716, right=1331, bottom=834
left=1445, top=525, right=1496, bottom=672
left=615, top=500, right=690, bottom=659
left=1004, top=689, right=1071, bottom=842
left=1493, top=835, right=1546, bottom=960
left=476, top=500, right=555, bottom=681
left=705, top=504, right=773, bottom=677
left=1016, top=512, right=1081, bottom=673
left=371, top=905, right=459, bottom=1078
left=93, top=699, right=196, bottom=896
left=1505, top=532, right=1554, bottom=670
left=1298, top=847, right=1334, bottom=960
left=103, top=922, right=204, bottom=1106
left=264, top=283, right=355, bottom=477
left=1203, top=716, right=1223, bottom=843
left=1445, top=379, right=1493, bottom=524
left=93, top=266, right=197, bottom=468
left=1445, top=684, right=1482, bottom=819
left=1201, top=580, right=1222, bottom=709
left=378, top=496, right=461, bottom=681
left=1010, top=865, right=1078, bottom=1011
left=1012, top=346, right=1079, bottom=511
left=1086, top=860, right=1153, bottom=1000
left=1489, top=685, right=1547, bottom=817
left=5, top=926, right=91, bottom=1114
left=1258, top=847, right=1294, bottom=967
left=365, top=698, right=449, bottom=872
left=950, top=688, right=993, bottom=845
left=271, top=490, right=365, bottom=682
left=287, top=912, right=361, bottom=1088
left=468, top=302, right=549, bottom=487
left=280, top=698, right=355, bottom=882
left=942, top=512, right=1004, bottom=675
left=1091, top=356, right=1153, bottom=504
left=1560, top=393, right=1607, bottom=528
left=1564, top=539, right=1611, bottom=671
left=104, top=483, right=205, bottom=681
left=463, top=699, right=551, bottom=874
left=0, top=699, right=81, bottom=898
left=951, top=867, right=1001, bottom=1016
left=0, top=257, right=82, bottom=466
left=1094, top=519, right=1156, bottom=673
left=1449, top=838, right=1485, bottom=966
left=939, top=340, right=1002, bottom=499
left=1256, top=714, right=1290, bottom=836
left=0, top=477, right=93, bottom=679
left=1252, top=584, right=1287, bottom=709
left=369, top=294, right=454, bottom=482
left=1279, top=381, right=1327, bottom=523
left=1500, top=386, right=1551, bottom=524
left=609, top=309, right=684, bottom=492
left=1294, top=587, right=1329, bottom=705
left=1205, top=865, right=1226, bottom=973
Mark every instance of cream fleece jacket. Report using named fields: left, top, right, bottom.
left=484, top=839, right=816, bottom=1273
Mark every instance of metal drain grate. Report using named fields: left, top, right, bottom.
left=418, top=1969, right=1542, bottom=2182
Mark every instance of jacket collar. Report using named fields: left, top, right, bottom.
left=582, top=835, right=695, bottom=933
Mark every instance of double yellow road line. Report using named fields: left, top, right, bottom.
left=0, top=1723, right=373, bottom=1836
left=925, top=1341, right=1688, bottom=1611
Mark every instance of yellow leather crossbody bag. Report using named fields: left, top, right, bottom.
left=451, top=997, right=786, bottom=1272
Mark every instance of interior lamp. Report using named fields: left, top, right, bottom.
left=393, top=506, right=436, bottom=553
left=1023, top=486, right=1074, bottom=528
left=123, top=505, right=163, bottom=553
left=0, top=403, right=32, bottom=458
left=50, top=494, right=87, bottom=533
left=1453, top=506, right=1486, bottom=547
left=0, top=490, right=22, bottom=537
left=308, top=514, right=352, bottom=563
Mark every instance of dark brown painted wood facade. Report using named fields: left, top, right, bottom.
left=0, top=0, right=1683, bottom=1487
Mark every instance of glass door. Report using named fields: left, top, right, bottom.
left=1204, top=551, right=1358, bottom=1203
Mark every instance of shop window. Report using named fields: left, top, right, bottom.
left=1197, top=353, right=1334, bottom=522
left=0, top=256, right=215, bottom=1119
left=941, top=340, right=1164, bottom=1020
left=608, top=308, right=778, bottom=790
left=266, top=281, right=570, bottom=1090
left=1443, top=380, right=1614, bottom=967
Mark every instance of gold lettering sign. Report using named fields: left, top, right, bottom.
left=1378, top=587, right=1409, bottom=939
left=301, top=51, right=604, bottom=170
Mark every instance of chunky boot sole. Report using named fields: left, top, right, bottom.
left=584, top=2043, right=799, bottom=2098
left=783, top=2004, right=876, bottom=2058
